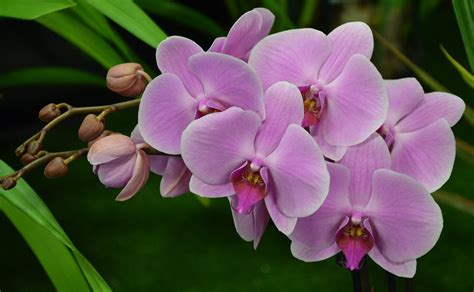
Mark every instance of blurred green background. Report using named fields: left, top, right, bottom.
left=0, top=0, right=473, bottom=291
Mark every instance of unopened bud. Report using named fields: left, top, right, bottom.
left=15, top=144, right=25, bottom=156
left=2, top=177, right=16, bottom=190
left=44, top=157, right=69, bottom=179
left=27, top=141, right=42, bottom=155
left=78, top=114, right=105, bottom=142
left=20, top=153, right=36, bottom=165
left=106, top=63, right=146, bottom=97
left=39, top=103, right=61, bottom=122
left=88, top=130, right=113, bottom=148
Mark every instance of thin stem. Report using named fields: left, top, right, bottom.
left=136, top=70, right=152, bottom=82
left=352, top=270, right=362, bottom=292
left=386, top=271, right=396, bottom=292
left=405, top=278, right=414, bottom=292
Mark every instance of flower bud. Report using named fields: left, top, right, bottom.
left=20, top=153, right=36, bottom=165
left=78, top=114, right=105, bottom=142
left=39, top=103, right=61, bottom=122
left=106, top=63, right=146, bottom=97
left=27, top=141, right=42, bottom=155
left=1, top=177, right=16, bottom=190
left=44, top=157, right=69, bottom=179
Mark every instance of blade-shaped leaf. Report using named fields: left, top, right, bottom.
left=441, top=46, right=474, bottom=88
left=36, top=11, right=124, bottom=69
left=0, top=67, right=105, bottom=88
left=452, top=0, right=474, bottom=71
left=85, top=0, right=167, bottom=48
left=0, top=0, right=75, bottom=20
left=298, top=0, right=318, bottom=27
left=0, top=160, right=111, bottom=291
left=137, top=0, right=225, bottom=38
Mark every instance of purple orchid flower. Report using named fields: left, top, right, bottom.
left=138, top=37, right=264, bottom=155
left=131, top=127, right=191, bottom=197
left=289, top=134, right=443, bottom=277
left=181, top=82, right=330, bottom=242
left=248, top=22, right=387, bottom=161
left=378, top=78, right=465, bottom=192
left=209, top=8, right=274, bottom=61
left=87, top=133, right=150, bottom=201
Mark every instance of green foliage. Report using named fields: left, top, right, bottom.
left=0, top=67, right=104, bottom=88
left=452, top=0, right=474, bottom=71
left=441, top=46, right=474, bottom=88
left=85, top=0, right=167, bottom=49
left=298, top=0, right=318, bottom=27
left=0, top=160, right=111, bottom=291
left=0, top=0, right=75, bottom=20
left=36, top=11, right=125, bottom=69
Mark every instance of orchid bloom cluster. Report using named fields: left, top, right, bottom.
left=87, top=8, right=465, bottom=277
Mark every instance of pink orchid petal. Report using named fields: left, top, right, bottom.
left=181, top=107, right=260, bottom=185
left=265, top=124, right=329, bottom=217
left=232, top=169, right=266, bottom=214
left=340, top=134, right=391, bottom=208
left=189, top=175, right=234, bottom=198
left=369, top=246, right=417, bottom=278
left=392, top=119, right=455, bottom=192
left=310, top=125, right=348, bottom=161
left=253, top=8, right=274, bottom=39
left=116, top=150, right=150, bottom=201
left=385, top=78, right=424, bottom=127
left=160, top=157, right=191, bottom=197
left=365, top=169, right=443, bottom=262
left=290, top=163, right=352, bottom=249
left=319, top=22, right=374, bottom=83
left=254, top=82, right=304, bottom=156
left=230, top=199, right=270, bottom=249
left=248, top=28, right=330, bottom=89
left=88, top=134, right=136, bottom=165
left=208, top=37, right=226, bottom=52
left=323, top=54, right=387, bottom=146
left=148, top=155, right=169, bottom=175
left=290, top=241, right=340, bottom=262
left=336, top=218, right=375, bottom=270
left=264, top=193, right=297, bottom=235
left=138, top=73, right=198, bottom=154
left=156, top=36, right=204, bottom=96
left=396, top=92, right=465, bottom=132
left=188, top=52, right=264, bottom=117
left=97, top=154, right=136, bottom=188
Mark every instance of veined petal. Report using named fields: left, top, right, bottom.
left=189, top=52, right=264, bottom=117
left=319, top=22, right=374, bottom=83
left=160, top=157, right=191, bottom=197
left=116, top=150, right=150, bottom=201
left=190, top=176, right=235, bottom=198
left=290, top=241, right=340, bottom=262
left=369, top=246, right=417, bottom=278
left=385, top=78, right=424, bottom=127
left=323, top=54, right=387, bottom=146
left=138, top=73, right=197, bottom=154
left=230, top=199, right=270, bottom=249
left=340, top=134, right=391, bottom=208
left=290, top=163, right=351, bottom=249
left=181, top=107, right=260, bottom=185
left=310, top=125, right=348, bottom=161
left=156, top=36, right=204, bottom=96
left=88, top=134, right=136, bottom=165
left=365, top=169, right=443, bottom=263
left=392, top=119, right=455, bottom=192
left=264, top=193, right=297, bottom=235
left=248, top=28, right=330, bottom=89
left=253, top=8, right=274, bottom=40
left=254, top=82, right=304, bottom=156
left=97, top=154, right=136, bottom=188
left=265, top=124, right=329, bottom=217
left=208, top=37, right=226, bottom=52
left=148, top=155, right=169, bottom=175
left=396, top=92, right=465, bottom=133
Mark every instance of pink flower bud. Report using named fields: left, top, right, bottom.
left=78, top=114, right=105, bottom=142
left=27, top=141, right=42, bottom=155
left=44, top=157, right=69, bottom=179
left=106, top=63, right=147, bottom=97
left=20, top=153, right=36, bottom=165
left=87, top=134, right=150, bottom=201
left=38, top=103, right=61, bottom=122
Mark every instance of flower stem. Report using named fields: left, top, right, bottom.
left=351, top=270, right=362, bottom=292
left=386, top=271, right=396, bottom=292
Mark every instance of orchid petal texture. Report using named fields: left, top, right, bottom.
left=139, top=36, right=264, bottom=155
left=249, top=22, right=387, bottom=160
left=181, top=82, right=329, bottom=245
left=290, top=134, right=443, bottom=277
left=381, top=78, right=465, bottom=192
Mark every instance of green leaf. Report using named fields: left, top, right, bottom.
left=298, top=0, right=318, bottom=27
left=262, top=0, right=296, bottom=30
left=0, top=0, right=75, bottom=20
left=137, top=0, right=226, bottom=38
left=464, top=105, right=474, bottom=126
left=0, top=160, right=111, bottom=291
left=419, top=0, right=441, bottom=19
left=441, top=46, right=474, bottom=88
left=452, top=0, right=474, bottom=71
left=36, top=11, right=125, bottom=69
left=85, top=0, right=167, bottom=48
left=0, top=67, right=104, bottom=88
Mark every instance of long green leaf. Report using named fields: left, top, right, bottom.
left=0, top=160, right=111, bottom=291
left=137, top=0, right=226, bottom=38
left=0, top=67, right=104, bottom=88
left=0, top=0, right=75, bottom=20
left=86, top=0, right=167, bottom=48
left=36, top=11, right=124, bottom=69
left=441, top=46, right=474, bottom=88
left=298, top=0, right=318, bottom=27
left=452, top=0, right=474, bottom=71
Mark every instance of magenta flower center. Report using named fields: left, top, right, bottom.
left=231, top=162, right=267, bottom=214
left=300, top=85, right=326, bottom=127
left=336, top=217, right=374, bottom=270
left=377, top=125, right=395, bottom=150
